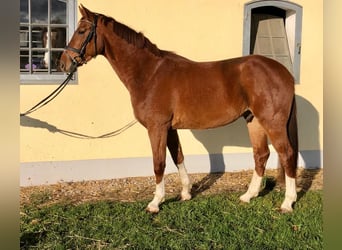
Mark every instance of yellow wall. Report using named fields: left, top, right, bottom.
left=20, top=0, right=323, bottom=163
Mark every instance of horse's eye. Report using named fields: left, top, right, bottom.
left=78, top=29, right=86, bottom=35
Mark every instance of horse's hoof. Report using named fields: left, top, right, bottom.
left=280, top=199, right=295, bottom=213
left=239, top=193, right=251, bottom=203
left=146, top=204, right=160, bottom=214
left=280, top=207, right=293, bottom=213
left=280, top=205, right=294, bottom=213
left=180, top=192, right=192, bottom=201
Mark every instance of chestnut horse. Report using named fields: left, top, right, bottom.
left=59, top=5, right=298, bottom=213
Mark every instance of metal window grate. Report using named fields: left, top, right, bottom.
left=20, top=0, right=77, bottom=84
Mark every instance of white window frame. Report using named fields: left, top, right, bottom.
left=20, top=0, right=77, bottom=84
left=243, top=0, right=303, bottom=83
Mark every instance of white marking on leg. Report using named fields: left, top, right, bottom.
left=240, top=170, right=263, bottom=203
left=281, top=175, right=297, bottom=212
left=146, top=178, right=165, bottom=213
left=177, top=163, right=191, bottom=201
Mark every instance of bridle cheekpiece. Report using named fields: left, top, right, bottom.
left=64, top=15, right=99, bottom=71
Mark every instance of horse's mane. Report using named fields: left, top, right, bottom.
left=99, top=14, right=166, bottom=57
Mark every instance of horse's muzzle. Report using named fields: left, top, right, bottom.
left=57, top=52, right=78, bottom=73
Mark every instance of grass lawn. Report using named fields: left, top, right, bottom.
left=20, top=189, right=322, bottom=249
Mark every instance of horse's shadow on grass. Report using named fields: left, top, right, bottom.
left=190, top=172, right=277, bottom=199
left=189, top=95, right=321, bottom=201
left=191, top=173, right=225, bottom=198
left=189, top=169, right=320, bottom=204
left=296, top=168, right=322, bottom=200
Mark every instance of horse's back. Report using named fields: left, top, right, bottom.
left=167, top=54, right=295, bottom=106
left=239, top=55, right=294, bottom=88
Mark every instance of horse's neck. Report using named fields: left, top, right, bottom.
left=101, top=31, right=162, bottom=93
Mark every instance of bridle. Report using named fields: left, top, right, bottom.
left=64, top=15, right=99, bottom=71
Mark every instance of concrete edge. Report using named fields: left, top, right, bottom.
left=20, top=150, right=322, bottom=186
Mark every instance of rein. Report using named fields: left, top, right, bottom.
left=20, top=67, right=137, bottom=137
left=20, top=16, right=99, bottom=117
left=20, top=71, right=75, bottom=117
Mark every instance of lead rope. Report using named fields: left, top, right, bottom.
left=57, top=119, right=138, bottom=139
left=20, top=71, right=138, bottom=138
left=20, top=71, right=75, bottom=117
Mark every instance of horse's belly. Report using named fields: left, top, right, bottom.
left=171, top=107, right=241, bottom=129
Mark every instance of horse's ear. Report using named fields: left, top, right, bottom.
left=79, top=4, right=92, bottom=18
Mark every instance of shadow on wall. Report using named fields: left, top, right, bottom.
left=20, top=116, right=137, bottom=139
left=190, top=95, right=321, bottom=195
left=21, top=96, right=320, bottom=197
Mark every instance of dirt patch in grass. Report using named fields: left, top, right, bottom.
left=20, top=168, right=323, bottom=207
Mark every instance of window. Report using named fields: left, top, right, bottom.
left=20, top=0, right=77, bottom=84
left=243, top=1, right=302, bottom=83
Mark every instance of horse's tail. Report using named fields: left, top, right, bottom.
left=278, top=96, right=298, bottom=183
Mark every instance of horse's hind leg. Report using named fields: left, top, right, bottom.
left=240, top=118, right=270, bottom=203
left=267, top=129, right=297, bottom=212
left=167, top=129, right=191, bottom=201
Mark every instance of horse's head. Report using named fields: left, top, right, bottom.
left=59, top=5, right=101, bottom=73
left=42, top=27, right=66, bottom=69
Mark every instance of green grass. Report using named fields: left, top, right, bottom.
left=21, top=190, right=322, bottom=249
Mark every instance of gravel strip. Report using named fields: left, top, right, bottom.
left=20, top=168, right=323, bottom=207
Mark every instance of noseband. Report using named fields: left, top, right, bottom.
left=64, top=15, right=98, bottom=70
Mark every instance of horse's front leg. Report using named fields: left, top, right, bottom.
left=146, top=125, right=168, bottom=214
